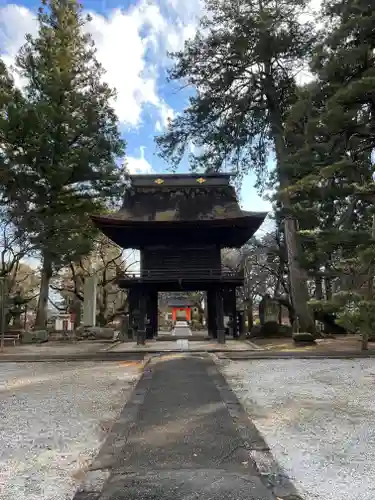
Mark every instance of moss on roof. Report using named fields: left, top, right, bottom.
left=103, top=185, right=247, bottom=222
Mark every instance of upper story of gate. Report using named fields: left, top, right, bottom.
left=91, top=173, right=267, bottom=250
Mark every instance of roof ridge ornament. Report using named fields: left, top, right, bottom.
left=196, top=177, right=206, bottom=184
left=154, top=178, right=164, bottom=184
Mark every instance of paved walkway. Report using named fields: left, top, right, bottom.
left=171, top=325, right=192, bottom=336
left=74, top=355, right=298, bottom=499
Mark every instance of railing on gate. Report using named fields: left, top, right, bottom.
left=117, top=268, right=244, bottom=281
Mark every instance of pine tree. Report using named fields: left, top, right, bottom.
left=286, top=0, right=375, bottom=346
left=7, top=0, right=125, bottom=328
left=0, top=60, right=27, bottom=206
left=157, top=0, right=317, bottom=332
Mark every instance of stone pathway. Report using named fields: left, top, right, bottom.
left=171, top=325, right=192, bottom=336
left=74, top=355, right=297, bottom=499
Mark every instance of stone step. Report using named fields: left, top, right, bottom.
left=156, top=335, right=211, bottom=341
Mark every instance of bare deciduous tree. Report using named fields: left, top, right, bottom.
left=51, top=235, right=139, bottom=326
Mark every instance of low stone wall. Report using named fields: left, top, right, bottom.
left=22, top=330, right=49, bottom=344
left=48, top=331, right=76, bottom=342
left=76, top=326, right=115, bottom=340
left=249, top=322, right=293, bottom=339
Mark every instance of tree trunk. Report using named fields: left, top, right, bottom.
left=35, top=254, right=53, bottom=330
left=258, top=296, right=266, bottom=325
left=315, top=276, right=323, bottom=300
left=264, top=70, right=315, bottom=334
left=362, top=214, right=375, bottom=351
left=72, top=298, right=82, bottom=329
left=325, top=277, right=332, bottom=300
left=97, top=311, right=107, bottom=327
left=72, top=272, right=83, bottom=328
left=246, top=298, right=253, bottom=332
left=278, top=303, right=282, bottom=324
left=282, top=208, right=315, bottom=333
left=97, top=285, right=108, bottom=326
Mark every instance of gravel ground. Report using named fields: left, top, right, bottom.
left=220, top=359, right=375, bottom=500
left=0, top=361, right=142, bottom=500
left=1, top=341, right=114, bottom=355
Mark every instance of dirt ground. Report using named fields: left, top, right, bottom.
left=252, top=334, right=375, bottom=352
left=0, top=340, right=114, bottom=355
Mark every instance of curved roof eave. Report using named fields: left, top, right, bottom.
left=91, top=211, right=268, bottom=229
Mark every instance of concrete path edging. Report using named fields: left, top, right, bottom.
left=2, top=348, right=375, bottom=363
left=218, top=350, right=375, bottom=360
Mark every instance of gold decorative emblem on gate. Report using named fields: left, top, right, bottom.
left=154, top=178, right=164, bottom=184
left=196, top=177, right=206, bottom=184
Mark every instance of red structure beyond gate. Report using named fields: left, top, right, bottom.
left=171, top=307, right=191, bottom=322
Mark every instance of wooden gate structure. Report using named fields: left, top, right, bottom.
left=91, top=173, right=267, bottom=344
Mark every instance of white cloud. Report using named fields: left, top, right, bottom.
left=86, top=7, right=161, bottom=126
left=0, top=5, right=37, bottom=59
left=0, top=0, right=322, bottom=131
left=155, top=101, right=175, bottom=131
left=189, top=141, right=196, bottom=154
left=0, top=0, right=201, bottom=129
left=0, top=5, right=38, bottom=87
left=126, top=146, right=153, bottom=173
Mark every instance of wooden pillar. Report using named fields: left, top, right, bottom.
left=207, top=289, right=217, bottom=338
left=148, top=291, right=158, bottom=338
left=145, top=291, right=152, bottom=340
left=237, top=311, right=245, bottom=338
left=128, top=288, right=137, bottom=340
left=137, top=291, right=146, bottom=345
left=206, top=293, right=211, bottom=335
left=154, top=292, right=159, bottom=337
left=145, top=291, right=158, bottom=340
left=215, top=288, right=225, bottom=344
left=232, top=287, right=238, bottom=339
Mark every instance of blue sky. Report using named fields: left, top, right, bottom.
left=0, top=0, right=272, bottom=220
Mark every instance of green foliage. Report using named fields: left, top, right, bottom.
left=2, top=0, right=125, bottom=268
left=331, top=293, right=375, bottom=339
left=156, top=0, right=315, bottom=186
left=278, top=324, right=293, bottom=337
left=190, top=321, right=203, bottom=331
left=0, top=61, right=27, bottom=205
left=156, top=0, right=317, bottom=333
left=260, top=320, right=280, bottom=337
left=285, top=0, right=375, bottom=344
left=308, top=299, right=340, bottom=315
